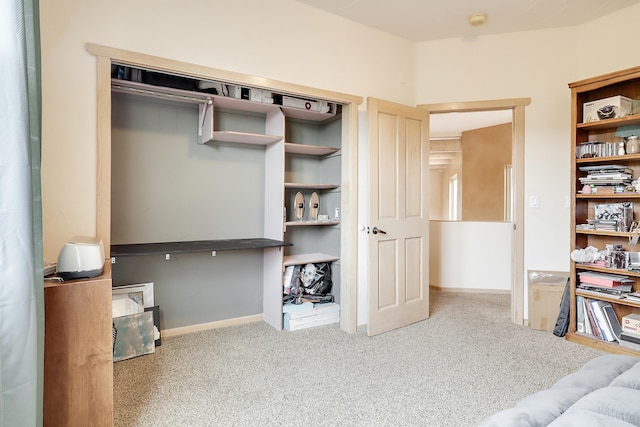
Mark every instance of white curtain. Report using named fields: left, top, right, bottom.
left=0, top=0, right=43, bottom=425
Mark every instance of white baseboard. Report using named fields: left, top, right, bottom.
left=430, top=285, right=510, bottom=295
left=161, top=313, right=264, bottom=338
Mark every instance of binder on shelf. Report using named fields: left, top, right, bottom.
left=620, top=331, right=640, bottom=345
left=589, top=300, right=616, bottom=342
left=602, top=303, right=622, bottom=341
left=585, top=300, right=600, bottom=338
left=576, top=295, right=586, bottom=334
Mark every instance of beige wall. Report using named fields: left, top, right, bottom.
left=461, top=123, right=512, bottom=221
left=39, top=0, right=415, bottom=261
left=417, top=4, right=640, bottom=274
left=39, top=0, right=640, bottom=287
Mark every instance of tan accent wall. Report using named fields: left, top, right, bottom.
left=461, top=123, right=512, bottom=221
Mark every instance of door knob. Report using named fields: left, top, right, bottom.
left=372, top=227, right=387, bottom=235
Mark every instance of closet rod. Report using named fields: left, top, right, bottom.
left=112, top=80, right=213, bottom=105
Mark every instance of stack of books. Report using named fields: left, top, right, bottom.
left=283, top=302, right=339, bottom=331
left=576, top=296, right=622, bottom=342
left=620, top=314, right=640, bottom=351
left=577, top=271, right=633, bottom=296
left=578, top=165, right=633, bottom=192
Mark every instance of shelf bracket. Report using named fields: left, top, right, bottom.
left=198, top=100, right=213, bottom=143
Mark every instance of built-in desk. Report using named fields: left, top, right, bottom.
left=110, top=238, right=292, bottom=331
left=110, top=238, right=292, bottom=257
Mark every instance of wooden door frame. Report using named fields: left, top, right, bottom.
left=87, top=43, right=362, bottom=333
left=417, top=98, right=530, bottom=325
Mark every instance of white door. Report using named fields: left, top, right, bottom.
left=367, top=98, right=430, bottom=336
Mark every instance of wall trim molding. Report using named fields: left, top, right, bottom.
left=430, top=285, right=510, bottom=295
left=161, top=314, right=264, bottom=338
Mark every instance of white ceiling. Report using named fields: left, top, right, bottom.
left=295, top=0, right=639, bottom=142
left=295, top=0, right=640, bottom=43
left=430, top=110, right=513, bottom=139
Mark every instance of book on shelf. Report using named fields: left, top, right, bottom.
left=590, top=299, right=615, bottom=341
left=577, top=296, right=619, bottom=341
left=618, top=330, right=640, bottom=351
left=576, top=295, right=589, bottom=334
left=578, top=297, right=622, bottom=342
left=283, top=303, right=339, bottom=331
left=583, top=297, right=601, bottom=339
left=286, top=302, right=339, bottom=319
left=602, top=304, right=622, bottom=341
left=622, top=292, right=640, bottom=303
left=578, top=271, right=633, bottom=288
left=620, top=331, right=640, bottom=345
left=582, top=171, right=633, bottom=179
left=579, top=177, right=632, bottom=186
left=579, top=164, right=632, bottom=174
left=577, top=287, right=631, bottom=301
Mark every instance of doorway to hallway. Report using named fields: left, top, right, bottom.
left=419, top=98, right=530, bottom=325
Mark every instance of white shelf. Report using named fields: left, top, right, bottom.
left=285, top=183, right=339, bottom=190
left=285, top=143, right=339, bottom=156
left=285, top=220, right=339, bottom=227
left=112, top=79, right=212, bottom=104
left=202, top=130, right=281, bottom=146
left=281, top=106, right=336, bottom=122
left=111, top=79, right=335, bottom=121
left=283, top=253, right=339, bottom=266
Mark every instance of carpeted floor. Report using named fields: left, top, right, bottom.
left=113, top=291, right=605, bottom=427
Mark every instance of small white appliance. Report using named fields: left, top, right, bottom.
left=57, top=236, right=105, bottom=280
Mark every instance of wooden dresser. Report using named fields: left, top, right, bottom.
left=44, top=263, right=113, bottom=426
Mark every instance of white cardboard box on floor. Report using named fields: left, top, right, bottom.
left=528, top=270, right=568, bottom=332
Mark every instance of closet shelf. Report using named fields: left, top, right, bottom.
left=285, top=220, right=340, bottom=227
left=283, top=253, right=339, bottom=266
left=285, top=183, right=340, bottom=190
left=111, top=238, right=292, bottom=257
left=285, top=143, right=340, bottom=156
left=112, top=79, right=336, bottom=122
left=202, top=131, right=281, bottom=146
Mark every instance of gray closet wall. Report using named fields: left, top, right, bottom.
left=111, top=93, right=267, bottom=328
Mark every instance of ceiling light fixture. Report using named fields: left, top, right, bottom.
left=468, top=12, right=487, bottom=26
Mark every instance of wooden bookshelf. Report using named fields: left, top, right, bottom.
left=569, top=66, right=640, bottom=355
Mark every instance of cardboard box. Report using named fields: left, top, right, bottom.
left=583, top=95, right=632, bottom=123
left=528, top=270, right=568, bottom=331
left=621, top=313, right=640, bottom=334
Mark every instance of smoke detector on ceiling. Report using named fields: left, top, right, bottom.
left=468, top=13, right=487, bottom=26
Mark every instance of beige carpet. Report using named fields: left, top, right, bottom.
left=113, top=291, right=605, bottom=427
